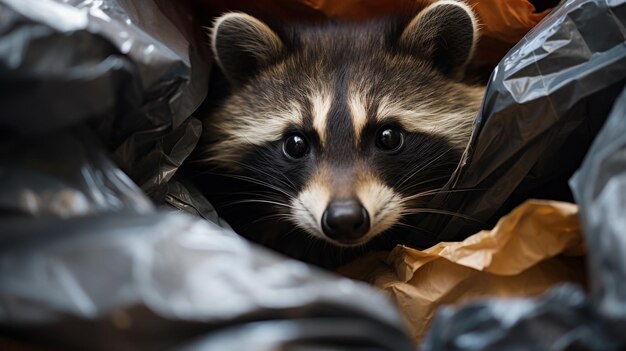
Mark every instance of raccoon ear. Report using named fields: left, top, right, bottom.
left=399, top=1, right=478, bottom=79
left=210, top=13, right=284, bottom=86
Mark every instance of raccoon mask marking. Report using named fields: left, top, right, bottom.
left=197, top=1, right=484, bottom=254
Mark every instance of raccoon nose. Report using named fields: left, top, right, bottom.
left=321, top=199, right=370, bottom=242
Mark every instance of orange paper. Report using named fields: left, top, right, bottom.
left=339, top=200, right=587, bottom=342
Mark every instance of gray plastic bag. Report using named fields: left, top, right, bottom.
left=418, top=1, right=626, bottom=348
left=421, top=83, right=626, bottom=351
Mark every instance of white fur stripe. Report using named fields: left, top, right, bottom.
left=204, top=101, right=303, bottom=168
left=376, top=95, right=476, bottom=149
left=291, top=170, right=330, bottom=239
left=310, top=90, right=332, bottom=146
left=348, top=90, right=368, bottom=144
left=356, top=174, right=405, bottom=239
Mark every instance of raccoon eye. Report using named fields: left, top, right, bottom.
left=283, top=134, right=309, bottom=159
left=376, top=126, right=404, bottom=152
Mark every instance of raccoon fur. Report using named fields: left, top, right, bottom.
left=193, top=1, right=484, bottom=267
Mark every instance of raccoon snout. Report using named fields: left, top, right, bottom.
left=321, top=199, right=370, bottom=243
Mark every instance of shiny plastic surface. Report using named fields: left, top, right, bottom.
left=0, top=130, right=153, bottom=220
left=0, top=0, right=208, bottom=198
left=571, top=85, right=626, bottom=339
left=421, top=85, right=626, bottom=351
left=0, top=210, right=413, bottom=350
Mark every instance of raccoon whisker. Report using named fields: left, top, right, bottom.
left=394, top=147, right=455, bottom=191
left=393, top=221, right=438, bottom=237
left=430, top=187, right=487, bottom=196
left=254, top=152, right=300, bottom=190
left=213, top=190, right=290, bottom=204
left=227, top=176, right=295, bottom=199
left=205, top=172, right=297, bottom=200
left=220, top=199, right=298, bottom=210
left=201, top=168, right=295, bottom=196
left=248, top=213, right=294, bottom=226
left=397, top=175, right=451, bottom=194
left=211, top=190, right=282, bottom=198
left=237, top=214, right=295, bottom=237
left=400, top=186, right=446, bottom=202
left=402, top=208, right=483, bottom=224
left=270, top=226, right=302, bottom=246
left=231, top=159, right=298, bottom=192
left=230, top=163, right=296, bottom=192
left=392, top=144, right=453, bottom=185
left=401, top=187, right=485, bottom=202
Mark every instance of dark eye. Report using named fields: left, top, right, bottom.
left=283, top=134, right=309, bottom=159
left=376, top=126, right=404, bottom=152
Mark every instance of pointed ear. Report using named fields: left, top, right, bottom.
left=210, top=13, right=285, bottom=86
left=398, top=1, right=479, bottom=79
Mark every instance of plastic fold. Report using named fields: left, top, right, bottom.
left=420, top=86, right=626, bottom=351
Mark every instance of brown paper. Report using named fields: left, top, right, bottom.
left=339, top=200, right=587, bottom=343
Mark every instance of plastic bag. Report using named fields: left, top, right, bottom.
left=0, top=205, right=413, bottom=350
left=420, top=84, right=626, bottom=351
left=0, top=0, right=209, bottom=202
left=570, top=85, right=626, bottom=341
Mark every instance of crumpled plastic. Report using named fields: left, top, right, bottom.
left=0, top=130, right=153, bottom=220
left=570, top=85, right=626, bottom=342
left=0, top=206, right=413, bottom=350
left=340, top=200, right=587, bottom=342
left=419, top=85, right=626, bottom=351
left=423, top=284, right=620, bottom=351
left=0, top=0, right=209, bottom=203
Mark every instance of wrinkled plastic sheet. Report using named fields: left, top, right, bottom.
left=420, top=84, right=626, bottom=351
left=408, top=0, right=626, bottom=247
left=0, top=207, right=413, bottom=350
left=0, top=129, right=154, bottom=219
left=0, top=0, right=416, bottom=349
left=571, top=85, right=626, bottom=339
left=0, top=0, right=208, bottom=201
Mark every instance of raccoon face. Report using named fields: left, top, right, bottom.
left=199, top=1, right=484, bottom=249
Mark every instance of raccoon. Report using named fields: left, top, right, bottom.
left=194, top=1, right=484, bottom=266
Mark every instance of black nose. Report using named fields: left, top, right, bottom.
left=321, top=199, right=370, bottom=242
